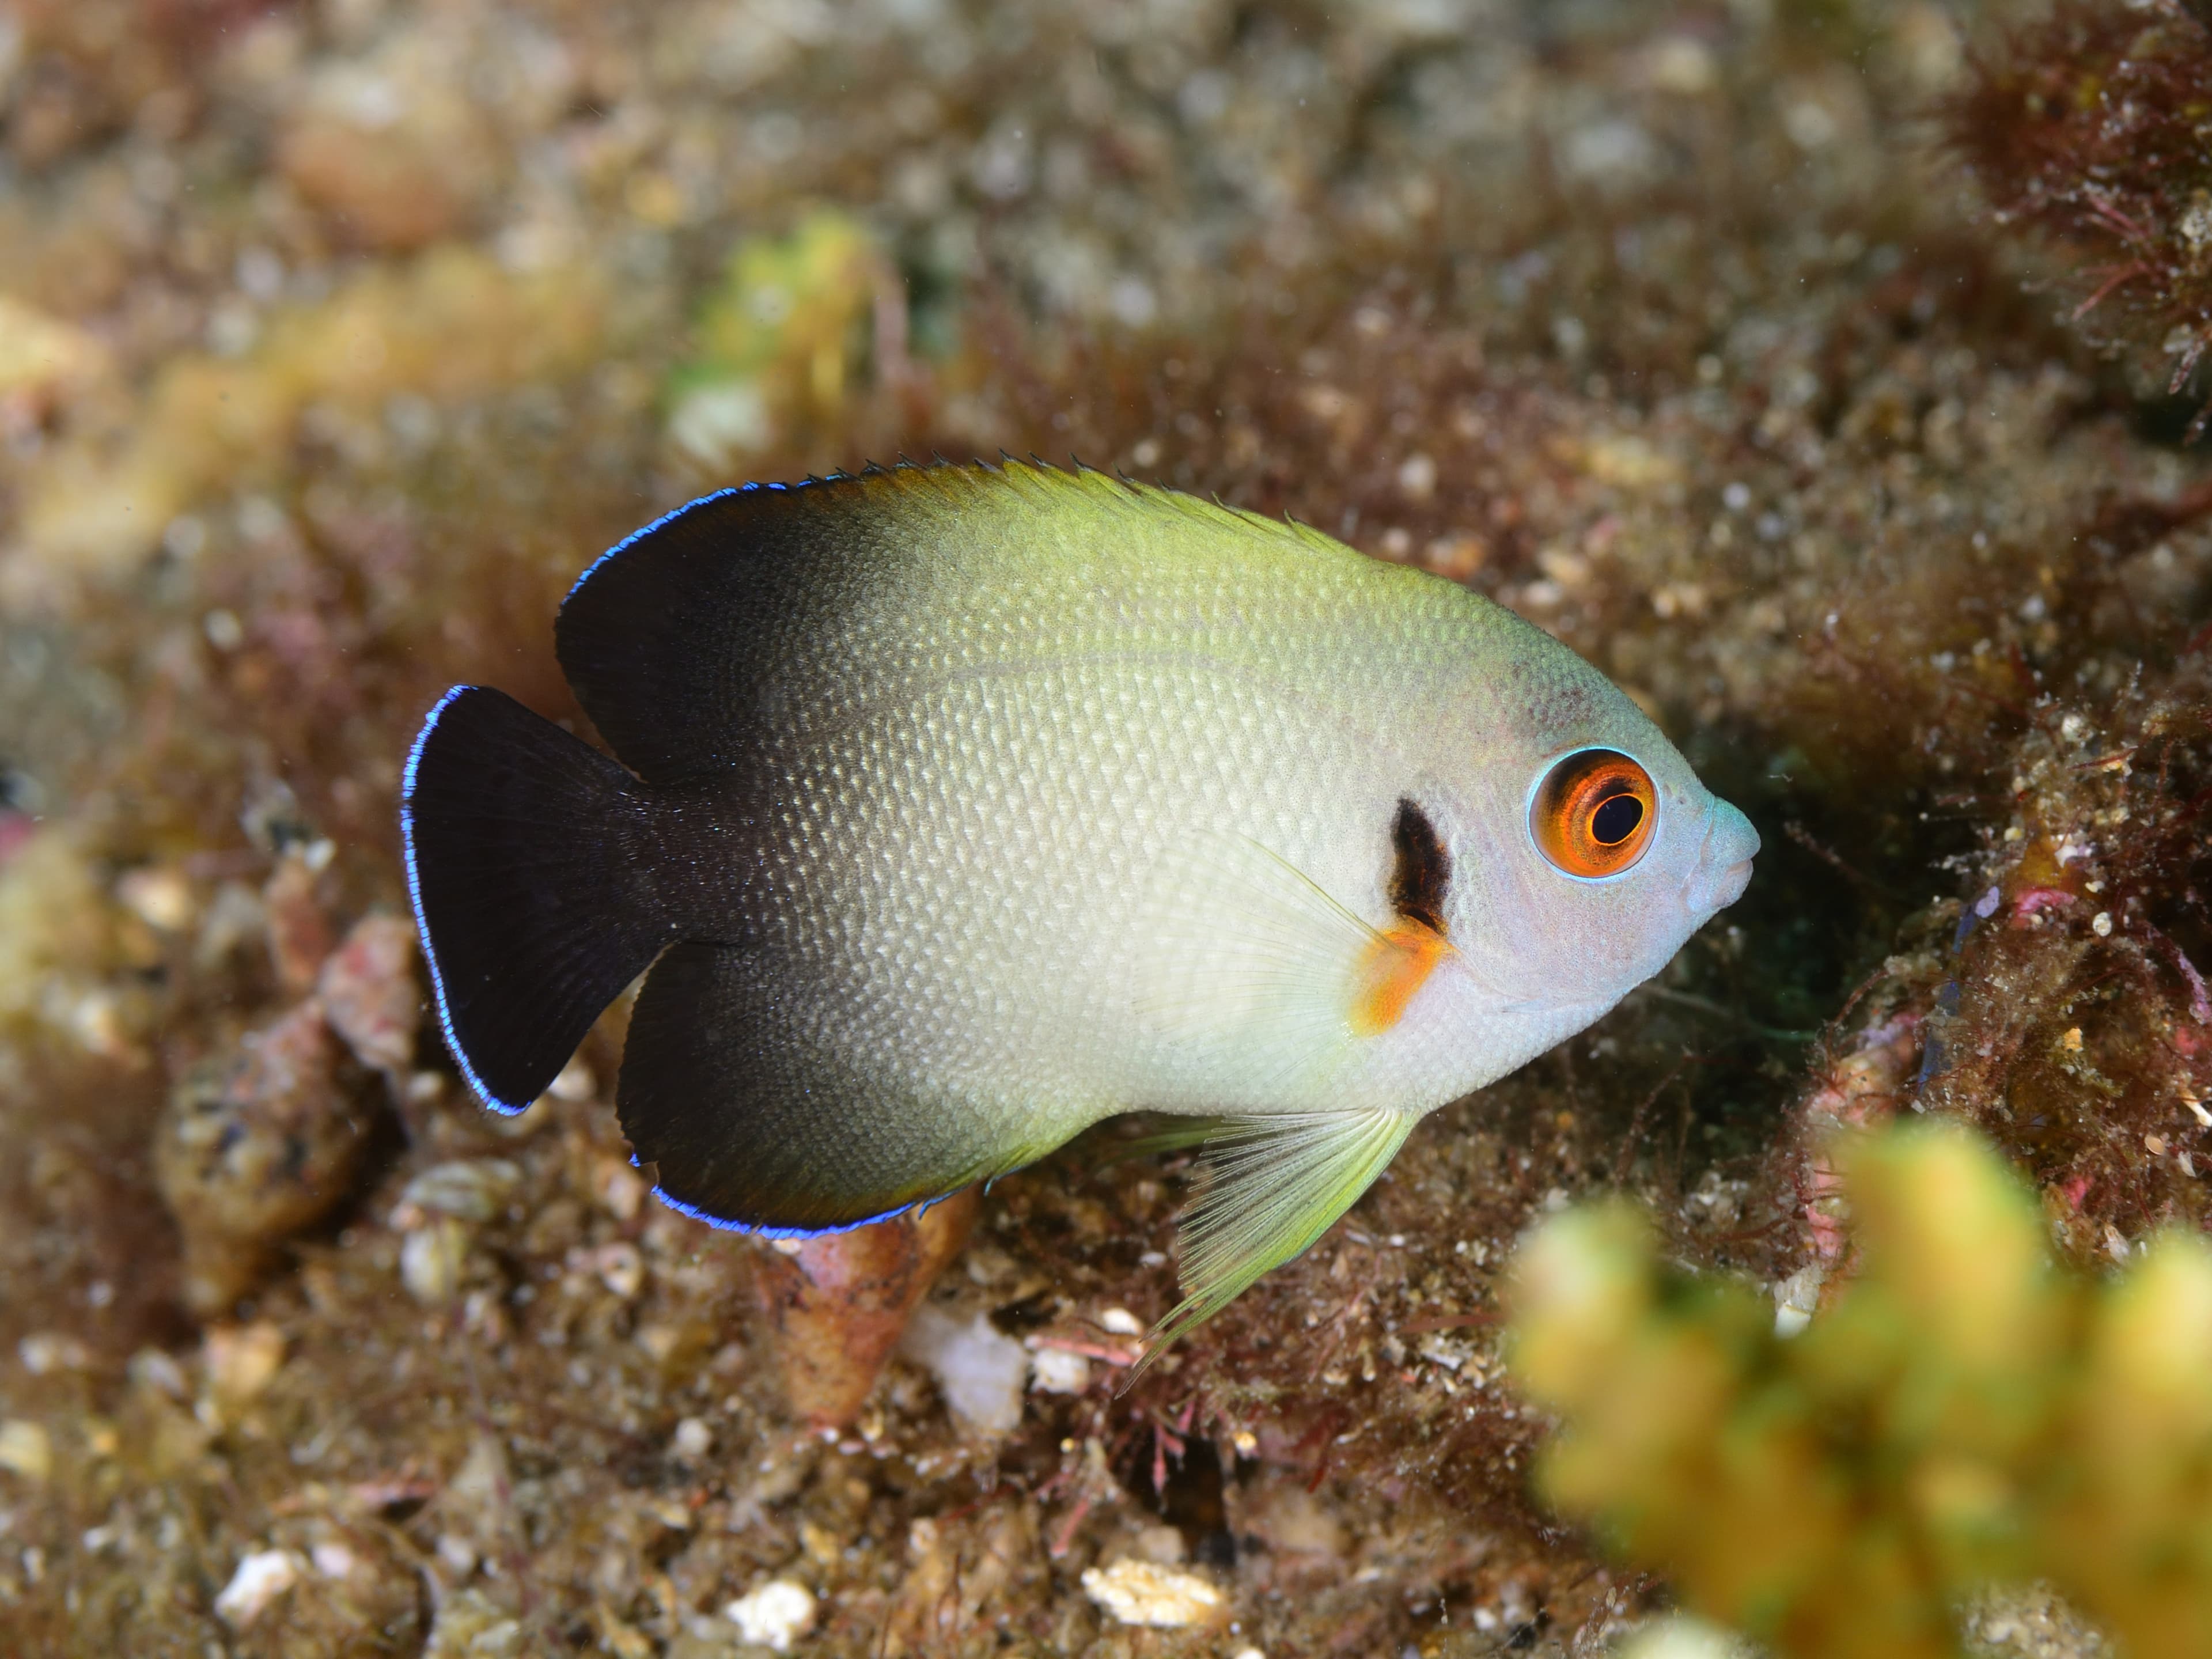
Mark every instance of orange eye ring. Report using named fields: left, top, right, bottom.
left=1531, top=749, right=1657, bottom=878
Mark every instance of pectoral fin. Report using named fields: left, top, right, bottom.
left=1138, top=1107, right=1418, bottom=1367
left=1135, top=834, right=1438, bottom=1105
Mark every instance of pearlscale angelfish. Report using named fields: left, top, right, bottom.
left=402, top=461, right=1758, bottom=1349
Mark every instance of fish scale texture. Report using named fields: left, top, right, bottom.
left=565, top=465, right=1723, bottom=1227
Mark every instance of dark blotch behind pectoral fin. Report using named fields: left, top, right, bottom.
left=1388, top=798, right=1450, bottom=934
left=619, top=941, right=1005, bottom=1234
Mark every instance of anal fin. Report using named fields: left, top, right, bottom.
left=1139, top=1108, right=1419, bottom=1366
left=620, top=941, right=1039, bottom=1236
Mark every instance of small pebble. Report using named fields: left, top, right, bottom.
left=316, top=912, right=419, bottom=1072
left=900, top=1305, right=1027, bottom=1434
left=116, top=865, right=195, bottom=932
left=597, top=1159, right=646, bottom=1222
left=1132, top=1522, right=1187, bottom=1565
left=423, top=1588, right=518, bottom=1654
left=593, top=1241, right=645, bottom=1300
left=395, top=1159, right=520, bottom=1226
left=1080, top=1558, right=1224, bottom=1628
left=214, top=1548, right=301, bottom=1628
left=129, top=1349, right=189, bottom=1400
left=0, top=1420, right=52, bottom=1482
left=401, top=1218, right=471, bottom=1305
left=1615, top=1617, right=1743, bottom=1659
left=1099, top=1306, right=1142, bottom=1336
left=1028, top=1346, right=1092, bottom=1395
left=725, top=1579, right=817, bottom=1651
left=548, top=1056, right=596, bottom=1101
left=17, top=1332, right=89, bottom=1374
left=203, top=1321, right=286, bottom=1407
left=672, top=1416, right=714, bottom=1460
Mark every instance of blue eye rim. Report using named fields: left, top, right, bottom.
left=1523, top=745, right=1662, bottom=884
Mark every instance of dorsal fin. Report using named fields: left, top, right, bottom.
left=552, top=461, right=1357, bottom=785
left=554, top=477, right=825, bottom=782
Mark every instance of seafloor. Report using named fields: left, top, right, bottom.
left=1, top=0, right=2209, bottom=1654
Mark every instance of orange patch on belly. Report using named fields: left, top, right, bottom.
left=1350, top=922, right=1452, bottom=1037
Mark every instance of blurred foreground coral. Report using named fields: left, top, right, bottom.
left=1510, top=1122, right=2212, bottom=1659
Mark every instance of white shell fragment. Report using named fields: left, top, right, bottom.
left=1028, top=1344, right=1092, bottom=1395
left=1615, top=1615, right=1748, bottom=1658
left=1772, top=1264, right=1823, bottom=1338
left=395, top=1158, right=521, bottom=1225
left=400, top=1217, right=471, bottom=1306
left=214, top=1548, right=302, bottom=1628
left=725, top=1578, right=817, bottom=1651
left=1080, top=1559, right=1225, bottom=1627
left=899, top=1304, right=1028, bottom=1434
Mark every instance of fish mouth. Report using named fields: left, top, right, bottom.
left=1688, top=855, right=1755, bottom=914
left=1683, top=800, right=1760, bottom=918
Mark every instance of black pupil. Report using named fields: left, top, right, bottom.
left=1589, top=792, right=1645, bottom=846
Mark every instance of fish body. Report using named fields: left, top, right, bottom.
left=403, top=462, right=1757, bottom=1336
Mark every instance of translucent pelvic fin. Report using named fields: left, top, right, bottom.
left=1136, top=1107, right=1418, bottom=1369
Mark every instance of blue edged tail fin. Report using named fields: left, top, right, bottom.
left=402, top=686, right=680, bottom=1112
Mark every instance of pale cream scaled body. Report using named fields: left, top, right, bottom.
left=702, top=467, right=1757, bottom=1332
left=407, top=465, right=1758, bottom=1338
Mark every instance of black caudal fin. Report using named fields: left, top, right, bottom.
left=402, top=687, right=679, bottom=1112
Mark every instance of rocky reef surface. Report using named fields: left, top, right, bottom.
left=1, top=1, right=2209, bottom=1654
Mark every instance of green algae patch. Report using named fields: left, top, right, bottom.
left=666, top=210, right=899, bottom=471
left=1510, top=1120, right=2212, bottom=1659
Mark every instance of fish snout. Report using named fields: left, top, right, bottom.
left=1685, top=799, right=1759, bottom=917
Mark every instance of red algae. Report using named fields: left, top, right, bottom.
left=1950, top=0, right=2212, bottom=430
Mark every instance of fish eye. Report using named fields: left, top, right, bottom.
left=1530, top=749, right=1657, bottom=879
